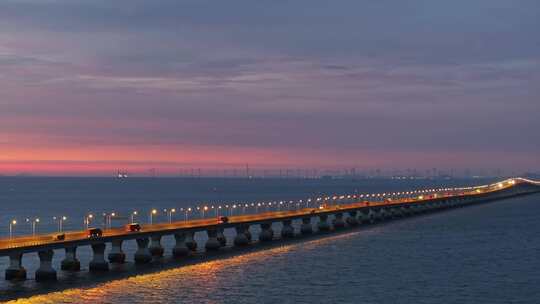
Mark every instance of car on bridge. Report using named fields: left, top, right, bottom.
left=86, top=228, right=103, bottom=238
left=125, top=223, right=141, bottom=232
left=53, top=233, right=65, bottom=241
left=218, top=216, right=229, bottom=224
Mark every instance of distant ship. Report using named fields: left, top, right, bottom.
left=116, top=170, right=129, bottom=178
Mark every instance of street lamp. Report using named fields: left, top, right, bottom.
left=164, top=208, right=176, bottom=223
left=53, top=216, right=67, bottom=232
left=84, top=214, right=94, bottom=229
left=101, top=212, right=115, bottom=229
left=150, top=209, right=157, bottom=225
left=202, top=206, right=209, bottom=218
left=185, top=207, right=192, bottom=222
left=9, top=219, right=16, bottom=239
left=131, top=211, right=138, bottom=224
left=27, top=218, right=40, bottom=236
left=59, top=216, right=67, bottom=232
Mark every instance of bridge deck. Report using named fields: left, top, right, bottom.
left=0, top=178, right=538, bottom=256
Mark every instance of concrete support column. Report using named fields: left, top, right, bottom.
left=36, top=249, right=57, bottom=281
left=173, top=233, right=190, bottom=257
left=259, top=223, right=274, bottom=241
left=217, top=228, right=227, bottom=247
left=149, top=235, right=164, bottom=257
left=359, top=210, right=372, bottom=224
left=234, top=225, right=250, bottom=246
left=382, top=208, right=392, bottom=220
left=346, top=211, right=359, bottom=226
left=61, top=246, right=81, bottom=271
left=374, top=209, right=384, bottom=221
left=89, top=243, right=109, bottom=271
left=244, top=226, right=253, bottom=243
left=5, top=252, right=26, bottom=281
left=281, top=220, right=295, bottom=238
left=376, top=208, right=384, bottom=219
left=317, top=214, right=331, bottom=231
left=108, top=240, right=126, bottom=264
left=185, top=231, right=198, bottom=251
left=134, top=238, right=152, bottom=264
left=205, top=229, right=221, bottom=251
left=333, top=213, right=345, bottom=229
left=300, top=217, right=313, bottom=235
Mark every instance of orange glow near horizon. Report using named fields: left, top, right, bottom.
left=2, top=130, right=539, bottom=176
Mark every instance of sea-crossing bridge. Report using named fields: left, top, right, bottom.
left=1, top=177, right=539, bottom=281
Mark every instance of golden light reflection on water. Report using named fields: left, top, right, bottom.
left=6, top=231, right=363, bottom=304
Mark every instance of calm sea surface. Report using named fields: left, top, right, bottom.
left=1, top=177, right=539, bottom=303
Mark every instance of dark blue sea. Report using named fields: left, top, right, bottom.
left=1, top=177, right=539, bottom=303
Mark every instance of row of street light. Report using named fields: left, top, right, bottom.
left=5, top=181, right=513, bottom=239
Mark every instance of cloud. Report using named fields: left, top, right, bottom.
left=0, top=0, right=539, bottom=173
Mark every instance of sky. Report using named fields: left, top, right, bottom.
left=0, top=0, right=539, bottom=176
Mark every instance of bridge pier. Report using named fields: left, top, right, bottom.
left=173, top=232, right=190, bottom=257
left=317, top=214, right=331, bottom=231
left=346, top=211, right=359, bottom=226
left=259, top=223, right=274, bottom=241
left=134, top=238, right=152, bottom=264
left=108, top=240, right=126, bottom=264
left=89, top=243, right=109, bottom=271
left=300, top=217, right=313, bottom=235
left=205, top=229, right=221, bottom=251
left=281, top=220, right=295, bottom=238
left=5, top=252, right=26, bottom=281
left=185, top=231, right=198, bottom=251
left=149, top=235, right=164, bottom=257
left=234, top=225, right=250, bottom=246
left=61, top=246, right=81, bottom=271
left=359, top=209, right=371, bottom=224
left=374, top=208, right=384, bottom=221
left=382, top=208, right=392, bottom=220
left=217, top=228, right=227, bottom=247
left=333, top=213, right=345, bottom=229
left=244, top=226, right=253, bottom=242
left=36, top=249, right=57, bottom=281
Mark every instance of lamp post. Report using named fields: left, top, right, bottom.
left=131, top=211, right=138, bottom=224
left=27, top=218, right=40, bottom=236
left=164, top=208, right=176, bottom=223
left=59, top=216, right=67, bottom=232
left=84, top=214, right=93, bottom=229
left=150, top=209, right=157, bottom=225
left=109, top=212, right=116, bottom=229
left=9, top=219, right=16, bottom=239
left=184, top=208, right=192, bottom=222
left=53, top=216, right=67, bottom=232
